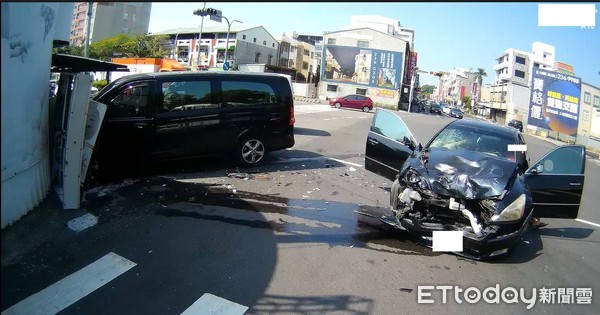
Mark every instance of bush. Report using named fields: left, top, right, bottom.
left=92, top=79, right=108, bottom=90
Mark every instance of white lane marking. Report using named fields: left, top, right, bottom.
left=576, top=218, right=600, bottom=228
left=275, top=156, right=363, bottom=168
left=508, top=144, right=527, bottom=152
left=67, top=213, right=98, bottom=232
left=2, top=252, right=136, bottom=315
left=181, top=293, right=248, bottom=315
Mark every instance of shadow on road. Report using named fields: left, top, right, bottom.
left=293, top=127, right=331, bottom=137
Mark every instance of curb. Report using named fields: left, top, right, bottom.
left=294, top=97, right=325, bottom=104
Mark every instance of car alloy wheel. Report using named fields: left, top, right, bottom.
left=335, top=102, right=341, bottom=109
left=362, top=106, right=370, bottom=112
left=236, top=137, right=266, bottom=167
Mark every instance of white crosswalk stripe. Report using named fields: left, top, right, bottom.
left=2, top=253, right=136, bottom=315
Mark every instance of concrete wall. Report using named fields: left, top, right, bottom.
left=292, top=83, right=316, bottom=97
left=235, top=27, right=278, bottom=66
left=2, top=2, right=74, bottom=228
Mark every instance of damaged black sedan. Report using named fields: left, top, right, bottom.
left=365, top=108, right=586, bottom=259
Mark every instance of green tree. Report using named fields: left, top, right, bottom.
left=462, top=96, right=472, bottom=111
left=473, top=68, right=487, bottom=103
left=421, top=84, right=435, bottom=98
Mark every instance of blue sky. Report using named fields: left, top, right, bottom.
left=149, top=2, right=600, bottom=87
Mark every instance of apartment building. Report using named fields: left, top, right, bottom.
left=485, top=42, right=556, bottom=125
left=69, top=2, right=151, bottom=45
left=438, top=68, right=478, bottom=105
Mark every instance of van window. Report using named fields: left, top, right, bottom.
left=159, top=80, right=217, bottom=112
left=221, top=81, right=277, bottom=106
left=106, top=83, right=149, bottom=118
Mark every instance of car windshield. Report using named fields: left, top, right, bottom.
left=428, top=124, right=516, bottom=159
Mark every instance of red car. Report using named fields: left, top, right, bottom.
left=329, top=94, right=373, bottom=112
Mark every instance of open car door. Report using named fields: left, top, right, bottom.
left=365, top=108, right=417, bottom=181
left=524, top=145, right=586, bottom=218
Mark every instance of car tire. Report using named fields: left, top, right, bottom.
left=362, top=106, right=370, bottom=112
left=234, top=136, right=266, bottom=167
left=334, top=102, right=341, bottom=109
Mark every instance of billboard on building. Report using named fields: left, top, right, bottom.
left=408, top=52, right=418, bottom=79
left=321, top=45, right=403, bottom=90
left=527, top=68, right=581, bottom=136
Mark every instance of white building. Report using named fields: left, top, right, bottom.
left=350, top=15, right=415, bottom=50
left=151, top=25, right=278, bottom=69
left=438, top=68, right=477, bottom=105
left=487, top=42, right=556, bottom=124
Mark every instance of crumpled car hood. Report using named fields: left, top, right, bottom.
left=409, top=148, right=519, bottom=200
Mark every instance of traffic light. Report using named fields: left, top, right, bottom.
left=206, top=8, right=218, bottom=16
left=193, top=8, right=208, bottom=16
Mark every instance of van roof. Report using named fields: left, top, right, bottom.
left=113, top=71, right=291, bottom=81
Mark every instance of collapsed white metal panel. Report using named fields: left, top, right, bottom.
left=56, top=73, right=93, bottom=209
left=81, top=100, right=107, bottom=184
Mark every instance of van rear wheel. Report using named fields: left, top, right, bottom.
left=234, top=137, right=266, bottom=167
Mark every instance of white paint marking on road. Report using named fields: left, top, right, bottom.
left=2, top=252, right=136, bottom=315
left=327, top=157, right=363, bottom=168
left=508, top=144, right=527, bottom=152
left=181, top=293, right=248, bottom=315
left=432, top=231, right=463, bottom=252
left=576, top=218, right=600, bottom=228
left=275, top=156, right=363, bottom=168
left=67, top=213, right=98, bottom=232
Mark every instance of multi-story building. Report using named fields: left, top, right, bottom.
left=485, top=42, right=556, bottom=125
left=69, top=2, right=151, bottom=46
left=151, top=25, right=278, bottom=70
left=350, top=15, right=415, bottom=50
left=579, top=82, right=600, bottom=138
left=318, top=27, right=410, bottom=107
left=296, top=34, right=323, bottom=83
left=438, top=68, right=478, bottom=105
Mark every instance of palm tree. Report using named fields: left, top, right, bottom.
left=474, top=68, right=487, bottom=103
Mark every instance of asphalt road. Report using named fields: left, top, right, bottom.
left=1, top=102, right=598, bottom=314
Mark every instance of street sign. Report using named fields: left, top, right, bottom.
left=223, top=61, right=230, bottom=71
left=210, top=10, right=222, bottom=22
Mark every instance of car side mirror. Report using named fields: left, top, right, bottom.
left=529, top=164, right=543, bottom=174
left=402, top=136, right=416, bottom=151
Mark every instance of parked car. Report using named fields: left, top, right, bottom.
left=508, top=119, right=523, bottom=132
left=449, top=108, right=463, bottom=119
left=329, top=95, right=373, bottom=112
left=429, top=103, right=442, bottom=114
left=91, top=71, right=295, bottom=179
left=441, top=103, right=452, bottom=115
left=364, top=108, right=586, bottom=259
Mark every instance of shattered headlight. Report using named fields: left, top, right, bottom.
left=491, top=194, right=526, bottom=222
left=404, top=168, right=430, bottom=190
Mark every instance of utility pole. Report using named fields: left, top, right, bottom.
left=223, top=17, right=242, bottom=70
left=84, top=2, right=93, bottom=58
left=193, top=2, right=207, bottom=70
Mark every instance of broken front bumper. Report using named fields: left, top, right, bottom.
left=399, top=209, right=533, bottom=259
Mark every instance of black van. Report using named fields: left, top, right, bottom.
left=91, top=71, right=295, bottom=177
